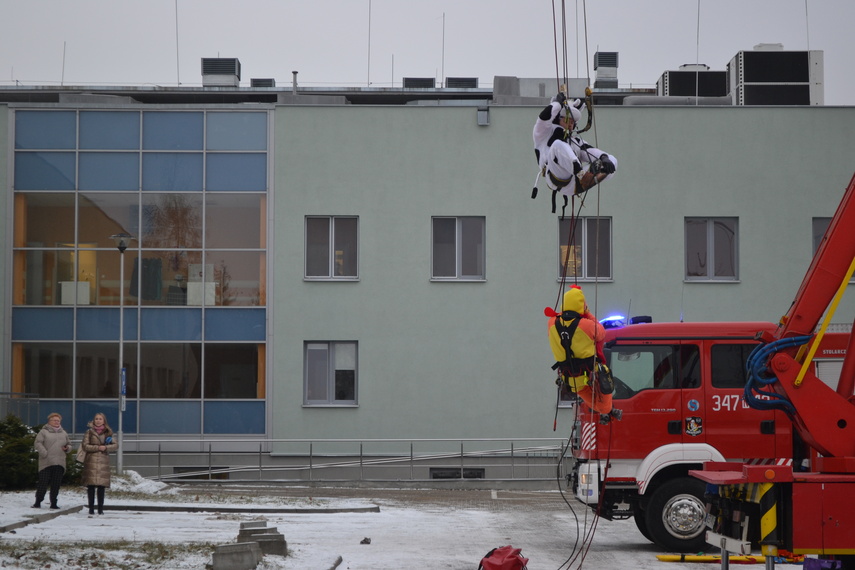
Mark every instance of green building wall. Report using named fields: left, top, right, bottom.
left=271, top=103, right=855, bottom=443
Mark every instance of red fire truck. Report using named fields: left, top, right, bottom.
left=569, top=322, right=848, bottom=552
left=570, top=172, right=855, bottom=556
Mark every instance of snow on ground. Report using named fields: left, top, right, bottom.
left=0, top=472, right=810, bottom=569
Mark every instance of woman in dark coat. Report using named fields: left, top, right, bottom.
left=81, top=412, right=118, bottom=515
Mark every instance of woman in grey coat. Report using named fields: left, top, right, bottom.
left=81, top=412, right=118, bottom=515
left=32, top=412, right=71, bottom=509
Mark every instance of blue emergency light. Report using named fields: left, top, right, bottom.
left=600, top=314, right=626, bottom=329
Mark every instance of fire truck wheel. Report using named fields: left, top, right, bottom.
left=644, top=477, right=707, bottom=553
left=633, top=512, right=653, bottom=542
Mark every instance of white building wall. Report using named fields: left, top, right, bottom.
left=270, top=103, right=855, bottom=443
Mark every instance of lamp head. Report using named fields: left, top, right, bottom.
left=110, top=233, right=135, bottom=253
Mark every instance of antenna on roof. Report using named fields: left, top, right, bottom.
left=174, top=0, right=181, bottom=85
left=367, top=0, right=372, bottom=86
left=61, top=41, right=66, bottom=86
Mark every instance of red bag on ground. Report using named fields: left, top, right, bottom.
left=478, top=545, right=529, bottom=570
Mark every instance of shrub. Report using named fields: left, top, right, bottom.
left=0, top=414, right=81, bottom=489
left=0, top=414, right=39, bottom=489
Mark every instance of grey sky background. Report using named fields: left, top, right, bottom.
left=1, top=0, right=853, bottom=104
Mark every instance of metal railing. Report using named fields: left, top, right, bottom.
left=0, top=392, right=40, bottom=426
left=114, top=437, right=571, bottom=485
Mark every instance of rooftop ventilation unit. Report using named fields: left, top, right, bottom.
left=445, top=77, right=478, bottom=88
left=593, top=51, right=618, bottom=89
left=727, top=48, right=823, bottom=105
left=657, top=64, right=727, bottom=97
left=251, top=78, right=276, bottom=87
left=201, top=58, right=241, bottom=87
left=403, top=77, right=435, bottom=89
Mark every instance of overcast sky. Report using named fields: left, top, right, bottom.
left=1, top=0, right=853, bottom=104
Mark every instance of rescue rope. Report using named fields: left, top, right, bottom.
left=547, top=3, right=618, bottom=568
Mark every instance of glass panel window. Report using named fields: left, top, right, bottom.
left=15, top=192, right=76, bottom=246
left=206, top=194, right=264, bottom=249
left=812, top=217, right=851, bottom=283
left=204, top=251, right=264, bottom=306
left=141, top=193, right=203, bottom=249
left=205, top=309, right=266, bottom=341
left=710, top=344, right=756, bottom=389
left=79, top=193, right=139, bottom=247
left=80, top=111, right=140, bottom=150
left=206, top=153, right=267, bottom=191
left=15, top=152, right=76, bottom=190
left=139, top=401, right=200, bottom=433
left=305, top=341, right=357, bottom=405
left=142, top=153, right=203, bottom=191
left=812, top=217, right=830, bottom=253
left=432, top=216, right=485, bottom=280
left=13, top=251, right=58, bottom=305
left=76, top=342, right=138, bottom=398
left=305, top=216, right=358, bottom=279
left=15, top=111, right=76, bottom=149
left=13, top=246, right=102, bottom=306
left=596, top=344, right=701, bottom=401
left=129, top=250, right=202, bottom=306
left=558, top=217, right=612, bottom=280
left=685, top=217, right=738, bottom=280
left=142, top=112, right=203, bottom=150
left=203, top=401, right=265, bottom=434
left=79, top=153, right=140, bottom=191
left=139, top=308, right=202, bottom=340
left=204, top=344, right=260, bottom=398
left=14, top=342, right=74, bottom=398
left=206, top=112, right=268, bottom=150
left=139, top=343, right=202, bottom=398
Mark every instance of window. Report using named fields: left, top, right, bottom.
left=813, top=217, right=831, bottom=253
left=710, top=344, right=756, bottom=389
left=685, top=217, right=738, bottom=280
left=304, top=342, right=357, bottom=405
left=598, top=344, right=701, bottom=401
left=813, top=217, right=853, bottom=283
left=305, top=217, right=358, bottom=279
left=432, top=216, right=485, bottom=280
left=558, top=217, right=611, bottom=280
left=12, top=109, right=269, bottom=435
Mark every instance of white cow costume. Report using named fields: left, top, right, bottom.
left=532, top=96, right=617, bottom=205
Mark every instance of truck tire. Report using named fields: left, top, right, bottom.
left=644, top=477, right=707, bottom=552
left=633, top=513, right=654, bottom=542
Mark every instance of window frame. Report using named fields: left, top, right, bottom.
left=303, top=341, right=358, bottom=406
left=304, top=216, right=359, bottom=280
left=557, top=216, right=613, bottom=281
left=684, top=217, right=739, bottom=281
left=431, top=216, right=486, bottom=281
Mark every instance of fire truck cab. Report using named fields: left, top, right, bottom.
left=570, top=321, right=848, bottom=552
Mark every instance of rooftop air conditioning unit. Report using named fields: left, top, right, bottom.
left=251, top=78, right=276, bottom=87
left=657, top=64, right=728, bottom=97
left=445, top=77, right=478, bottom=88
left=202, top=58, right=241, bottom=87
left=727, top=48, right=823, bottom=105
left=402, top=77, right=435, bottom=89
left=593, top=51, right=618, bottom=89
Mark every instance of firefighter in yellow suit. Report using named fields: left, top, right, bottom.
left=548, top=285, right=621, bottom=422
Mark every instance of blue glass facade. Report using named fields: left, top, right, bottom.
left=11, top=109, right=269, bottom=435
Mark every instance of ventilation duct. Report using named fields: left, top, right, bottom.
left=403, top=77, right=435, bottom=88
left=445, top=77, right=478, bottom=88
left=201, top=58, right=241, bottom=87
left=251, top=78, right=276, bottom=87
left=594, top=51, right=618, bottom=89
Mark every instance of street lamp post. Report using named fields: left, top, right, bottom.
left=111, top=233, right=134, bottom=475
